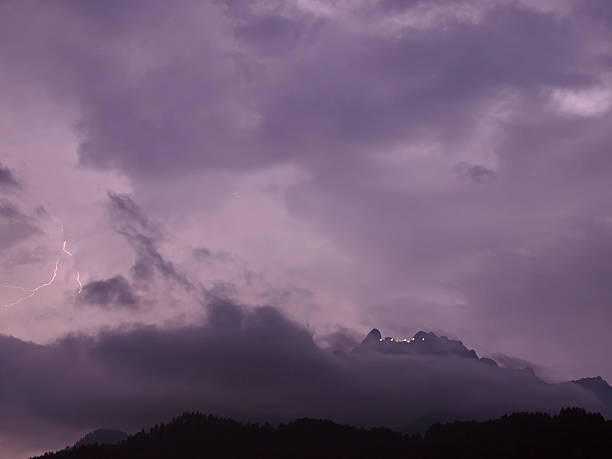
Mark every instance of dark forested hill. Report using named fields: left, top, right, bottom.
left=73, top=428, right=127, bottom=448
left=35, top=408, right=612, bottom=459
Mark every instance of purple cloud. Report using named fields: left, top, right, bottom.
left=1, top=1, right=612, bottom=455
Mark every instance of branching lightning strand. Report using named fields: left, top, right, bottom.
left=1, top=240, right=82, bottom=308
left=62, top=240, right=73, bottom=257
left=1, top=257, right=61, bottom=308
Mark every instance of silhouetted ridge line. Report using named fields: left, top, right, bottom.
left=73, top=428, right=127, bottom=448
left=356, top=328, right=494, bottom=365
left=34, top=408, right=612, bottom=458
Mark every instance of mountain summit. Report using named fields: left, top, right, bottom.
left=360, top=328, right=382, bottom=346
left=357, top=328, right=485, bottom=362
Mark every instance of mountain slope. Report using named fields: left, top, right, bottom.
left=73, top=428, right=128, bottom=448
left=573, top=376, right=612, bottom=417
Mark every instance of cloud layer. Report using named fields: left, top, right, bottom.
left=0, top=301, right=602, bottom=458
left=2, top=0, right=612, bottom=454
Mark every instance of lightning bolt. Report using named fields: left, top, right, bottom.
left=1, top=239, right=82, bottom=308
left=0, top=284, right=32, bottom=293
left=62, top=240, right=73, bottom=257
left=1, top=256, right=61, bottom=308
left=62, top=240, right=83, bottom=294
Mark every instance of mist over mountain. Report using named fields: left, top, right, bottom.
left=357, top=328, right=612, bottom=416
left=573, top=377, right=612, bottom=418
left=359, top=328, right=612, bottom=411
left=2, top=301, right=610, bottom=457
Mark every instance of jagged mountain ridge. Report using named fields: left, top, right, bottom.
left=357, top=328, right=612, bottom=414
left=357, top=328, right=495, bottom=366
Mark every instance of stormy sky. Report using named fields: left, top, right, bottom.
left=1, top=0, right=612, bottom=456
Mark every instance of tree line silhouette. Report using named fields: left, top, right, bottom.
left=35, top=407, right=612, bottom=458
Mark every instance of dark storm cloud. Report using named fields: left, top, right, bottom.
left=3, top=0, right=593, bottom=179
left=78, top=276, right=138, bottom=309
left=107, top=191, right=193, bottom=290
left=119, top=231, right=192, bottom=289
left=107, top=192, right=161, bottom=240
left=0, top=201, right=22, bottom=219
left=53, top=0, right=610, bottom=382
left=2, top=1, right=612, bottom=453
left=0, top=199, right=42, bottom=250
left=0, top=301, right=603, bottom=455
left=454, top=162, right=496, bottom=184
left=0, top=162, right=20, bottom=191
left=130, top=257, right=154, bottom=282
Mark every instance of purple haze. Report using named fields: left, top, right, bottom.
left=1, top=0, right=612, bottom=457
